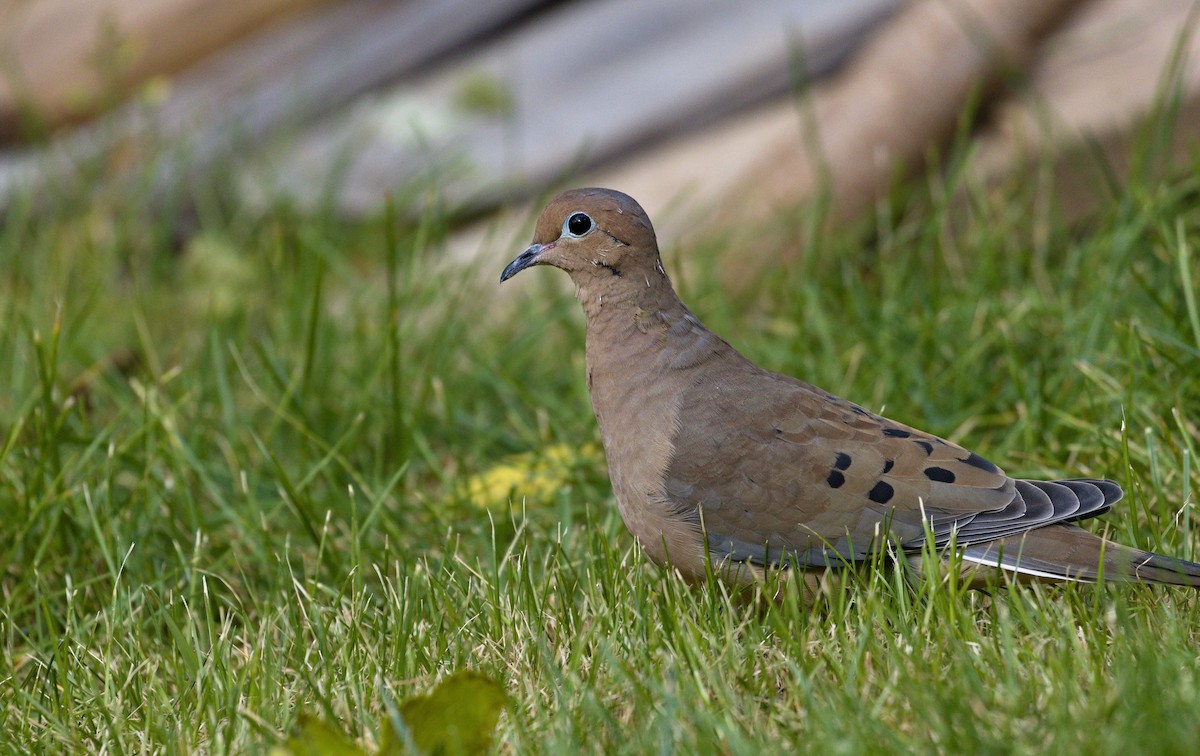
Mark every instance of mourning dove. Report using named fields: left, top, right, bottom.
left=500, top=187, right=1200, bottom=593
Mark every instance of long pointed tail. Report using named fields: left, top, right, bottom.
left=959, top=523, right=1200, bottom=587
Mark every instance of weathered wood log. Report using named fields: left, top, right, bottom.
left=0, top=0, right=331, bottom=138
left=239, top=0, right=899, bottom=215
left=965, top=0, right=1200, bottom=221
left=0, top=0, right=550, bottom=210
left=709, top=0, right=1091, bottom=285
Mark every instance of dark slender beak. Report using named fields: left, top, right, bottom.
left=500, top=244, right=545, bottom=283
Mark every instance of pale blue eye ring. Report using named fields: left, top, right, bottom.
left=564, top=212, right=594, bottom=238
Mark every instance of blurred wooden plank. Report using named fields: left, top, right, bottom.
left=0, top=0, right=331, bottom=137
left=239, top=0, right=899, bottom=215
left=965, top=0, right=1200, bottom=219
left=454, top=0, right=1105, bottom=313
left=716, top=0, right=1091, bottom=254
left=591, top=0, right=1200, bottom=290
left=0, top=0, right=552, bottom=209
left=142, top=0, right=554, bottom=166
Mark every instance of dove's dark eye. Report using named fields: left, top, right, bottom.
left=565, top=212, right=594, bottom=238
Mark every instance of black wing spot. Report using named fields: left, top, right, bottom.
left=883, top=428, right=911, bottom=438
left=868, top=481, right=894, bottom=504
left=834, top=452, right=852, bottom=470
left=882, top=459, right=894, bottom=474
left=960, top=452, right=1000, bottom=474
left=924, top=466, right=956, bottom=483
left=827, top=470, right=845, bottom=489
left=914, top=440, right=934, bottom=455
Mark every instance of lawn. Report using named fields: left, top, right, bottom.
left=2, top=129, right=1200, bottom=753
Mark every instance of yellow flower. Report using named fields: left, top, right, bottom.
left=466, top=442, right=602, bottom=508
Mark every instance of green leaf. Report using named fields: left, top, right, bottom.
left=271, top=713, right=369, bottom=756
left=392, top=671, right=509, bottom=755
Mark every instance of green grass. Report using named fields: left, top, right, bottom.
left=2, top=130, right=1200, bottom=753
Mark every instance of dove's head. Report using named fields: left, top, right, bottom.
left=500, top=188, right=662, bottom=286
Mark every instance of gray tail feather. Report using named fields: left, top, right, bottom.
left=960, top=523, right=1200, bottom=587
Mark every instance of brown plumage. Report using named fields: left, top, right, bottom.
left=500, top=187, right=1200, bottom=593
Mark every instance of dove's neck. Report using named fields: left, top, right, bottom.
left=578, top=271, right=730, bottom=380
left=578, top=270, right=735, bottom=462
